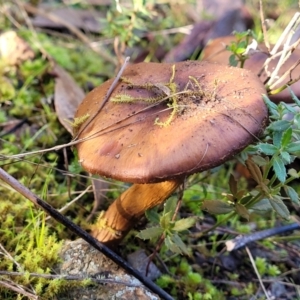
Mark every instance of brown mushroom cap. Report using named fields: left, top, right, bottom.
left=75, top=61, right=267, bottom=184
left=201, top=36, right=300, bottom=102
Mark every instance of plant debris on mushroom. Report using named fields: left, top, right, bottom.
left=201, top=35, right=300, bottom=102
left=74, top=60, right=268, bottom=245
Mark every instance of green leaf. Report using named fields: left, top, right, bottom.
left=281, top=102, right=297, bottom=114
left=244, top=144, right=260, bottom=155
left=272, top=156, right=286, bottom=182
left=229, top=54, right=238, bottom=67
left=263, top=94, right=279, bottom=117
left=268, top=120, right=291, bottom=132
left=258, top=143, right=278, bottom=155
left=171, top=234, right=190, bottom=255
left=165, top=235, right=183, bottom=254
left=227, top=43, right=236, bottom=52
left=236, top=47, right=246, bottom=54
left=288, top=86, right=300, bottom=106
left=160, top=211, right=173, bottom=229
left=280, top=151, right=291, bottom=164
left=269, top=196, right=290, bottom=220
left=295, top=113, right=300, bottom=127
left=235, top=203, right=250, bottom=220
left=237, top=40, right=247, bottom=49
left=234, top=30, right=250, bottom=39
left=172, top=217, right=196, bottom=232
left=201, top=200, right=233, bottom=215
left=201, top=184, right=208, bottom=198
left=136, top=227, right=164, bottom=240
left=251, top=155, right=268, bottom=166
left=145, top=208, right=160, bottom=223
left=68, top=160, right=82, bottom=174
left=286, top=141, right=300, bottom=153
left=281, top=128, right=292, bottom=147
left=163, top=197, right=177, bottom=216
left=288, top=168, right=299, bottom=178
left=283, top=185, right=300, bottom=205
left=273, top=131, right=282, bottom=148
left=250, top=198, right=273, bottom=213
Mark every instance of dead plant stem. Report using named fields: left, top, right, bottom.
left=245, top=246, right=271, bottom=300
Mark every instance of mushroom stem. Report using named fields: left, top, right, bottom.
left=92, top=179, right=182, bottom=245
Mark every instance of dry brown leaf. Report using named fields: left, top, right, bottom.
left=163, top=21, right=213, bottom=63
left=53, top=64, right=108, bottom=209
left=53, top=64, right=85, bottom=134
left=32, top=6, right=105, bottom=33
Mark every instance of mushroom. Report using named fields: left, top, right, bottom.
left=74, top=61, right=268, bottom=245
left=201, top=35, right=300, bottom=102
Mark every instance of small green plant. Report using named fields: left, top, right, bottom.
left=0, top=74, right=15, bottom=102
left=198, top=91, right=300, bottom=225
left=101, top=1, right=153, bottom=49
left=226, top=30, right=258, bottom=68
left=255, top=256, right=281, bottom=277
left=137, top=197, right=196, bottom=255
left=156, top=257, right=225, bottom=299
left=255, top=256, right=268, bottom=275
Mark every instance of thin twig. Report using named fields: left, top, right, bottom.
left=145, top=233, right=166, bottom=277
left=269, top=59, right=300, bottom=91
left=0, top=243, right=37, bottom=295
left=0, top=280, right=38, bottom=300
left=259, top=0, right=270, bottom=52
left=245, top=246, right=272, bottom=300
left=270, top=12, right=300, bottom=56
left=0, top=4, right=22, bottom=29
left=45, top=185, right=93, bottom=221
left=0, top=271, right=141, bottom=287
left=258, top=38, right=300, bottom=80
left=63, top=147, right=71, bottom=199
left=267, top=12, right=300, bottom=87
left=0, top=244, right=22, bottom=272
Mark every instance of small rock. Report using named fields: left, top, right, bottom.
left=127, top=250, right=161, bottom=281
left=57, top=239, right=160, bottom=300
left=269, top=281, right=287, bottom=299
